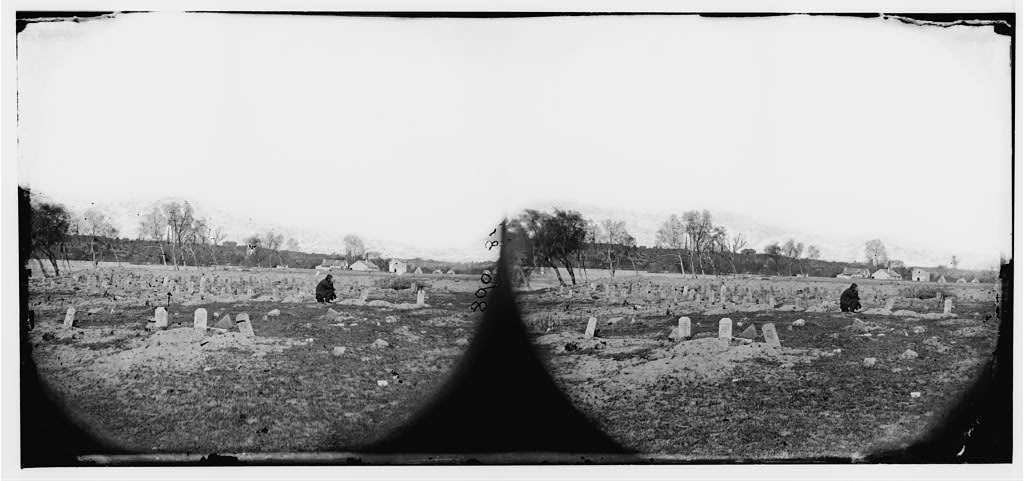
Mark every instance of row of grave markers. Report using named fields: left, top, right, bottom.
left=583, top=315, right=781, bottom=348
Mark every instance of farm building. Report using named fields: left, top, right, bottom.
left=837, top=267, right=871, bottom=279
left=414, top=266, right=423, bottom=274
left=871, top=268, right=902, bottom=280
left=446, top=269, right=456, bottom=275
left=388, top=259, right=408, bottom=274
left=910, top=268, right=930, bottom=282
left=319, top=258, right=349, bottom=270
left=349, top=260, right=380, bottom=272
left=971, top=278, right=980, bottom=283
left=937, top=276, right=947, bottom=283
left=956, top=277, right=967, bottom=284
left=432, top=269, right=443, bottom=275
left=740, top=248, right=757, bottom=255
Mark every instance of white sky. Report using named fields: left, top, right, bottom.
left=16, top=13, right=1012, bottom=268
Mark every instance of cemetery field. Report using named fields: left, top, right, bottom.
left=516, top=274, right=1002, bottom=459
left=25, top=266, right=483, bottom=454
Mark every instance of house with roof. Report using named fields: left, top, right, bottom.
left=956, top=277, right=967, bottom=284
left=350, top=260, right=380, bottom=272
left=388, top=259, right=408, bottom=275
left=837, top=267, right=871, bottom=279
left=910, top=268, right=930, bottom=282
left=971, top=278, right=980, bottom=283
left=937, top=276, right=947, bottom=283
left=871, top=268, right=902, bottom=280
left=319, top=258, right=349, bottom=270
left=414, top=266, right=423, bottom=274
left=432, top=269, right=443, bottom=275
left=446, top=269, right=456, bottom=275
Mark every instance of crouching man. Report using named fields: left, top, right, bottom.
left=840, top=283, right=862, bottom=313
left=316, top=274, right=337, bottom=303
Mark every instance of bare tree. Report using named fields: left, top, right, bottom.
left=139, top=206, right=169, bottom=266
left=600, top=219, right=632, bottom=278
left=263, top=230, right=285, bottom=267
left=655, top=214, right=688, bottom=275
left=28, top=193, right=72, bottom=276
left=683, top=210, right=714, bottom=275
left=950, top=255, right=960, bottom=269
left=207, top=225, right=226, bottom=266
left=81, top=208, right=118, bottom=267
left=344, top=234, right=366, bottom=260
left=764, top=242, right=784, bottom=276
left=864, top=239, right=889, bottom=267
left=806, top=245, right=821, bottom=260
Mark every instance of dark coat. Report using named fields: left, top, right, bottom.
left=316, top=276, right=336, bottom=302
left=840, top=285, right=861, bottom=312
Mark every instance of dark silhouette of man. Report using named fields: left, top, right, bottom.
left=840, top=283, right=862, bottom=312
left=316, top=274, right=337, bottom=303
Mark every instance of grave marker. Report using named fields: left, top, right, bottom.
left=154, top=307, right=168, bottom=328
left=943, top=298, right=953, bottom=315
left=63, top=307, right=76, bottom=328
left=678, top=317, right=691, bottom=339
left=236, top=313, right=255, bottom=338
left=416, top=288, right=426, bottom=306
left=194, top=308, right=208, bottom=332
left=585, top=317, right=598, bottom=338
left=885, top=299, right=895, bottom=311
left=718, top=318, right=733, bottom=339
left=763, top=323, right=781, bottom=348
left=360, top=290, right=370, bottom=302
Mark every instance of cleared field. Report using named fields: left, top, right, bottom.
left=25, top=265, right=483, bottom=453
left=515, top=272, right=1001, bottom=459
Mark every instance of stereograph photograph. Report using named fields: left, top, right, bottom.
left=4, top=2, right=1018, bottom=478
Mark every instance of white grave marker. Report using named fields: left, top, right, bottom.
left=943, top=298, right=953, bottom=314
left=154, top=307, right=168, bottom=328
left=416, top=288, right=426, bottom=306
left=236, top=313, right=255, bottom=338
left=718, top=318, right=733, bottom=339
left=763, top=323, right=781, bottom=348
left=584, top=317, right=598, bottom=338
left=194, top=308, right=208, bottom=332
left=678, top=317, right=691, bottom=339
left=63, top=307, right=76, bottom=328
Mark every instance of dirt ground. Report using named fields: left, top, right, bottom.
left=25, top=265, right=483, bottom=454
left=24, top=265, right=1002, bottom=459
left=515, top=273, right=1001, bottom=459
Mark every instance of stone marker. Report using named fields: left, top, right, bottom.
left=678, top=317, right=691, bottom=339
left=763, top=323, right=781, bottom=348
left=585, top=317, right=598, bottom=338
left=63, top=307, right=76, bottom=328
left=267, top=309, right=281, bottom=317
left=193, top=308, right=208, bottom=332
left=943, top=298, right=953, bottom=315
left=416, top=288, right=426, bottom=306
left=885, top=299, right=896, bottom=311
left=863, top=357, right=877, bottom=368
left=737, top=324, right=758, bottom=340
left=791, top=319, right=806, bottom=327
left=332, top=346, right=346, bottom=357
left=718, top=318, right=733, bottom=339
left=214, top=314, right=234, bottom=330
left=154, top=307, right=168, bottom=328
left=236, top=313, right=255, bottom=338
left=360, top=290, right=370, bottom=302
left=899, top=349, right=919, bottom=360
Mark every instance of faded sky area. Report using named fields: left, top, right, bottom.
left=16, top=13, right=1012, bottom=268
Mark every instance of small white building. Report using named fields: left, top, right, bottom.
left=446, top=269, right=456, bottom=275
left=837, top=267, right=871, bottom=279
left=937, top=276, right=948, bottom=283
left=388, top=259, right=408, bottom=275
left=956, top=277, right=968, bottom=284
left=971, top=278, right=980, bottom=284
left=350, top=260, right=380, bottom=272
left=414, top=266, right=423, bottom=274
left=432, top=269, right=443, bottom=275
left=319, top=258, right=349, bottom=270
left=911, top=268, right=930, bottom=282
left=871, top=268, right=902, bottom=280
